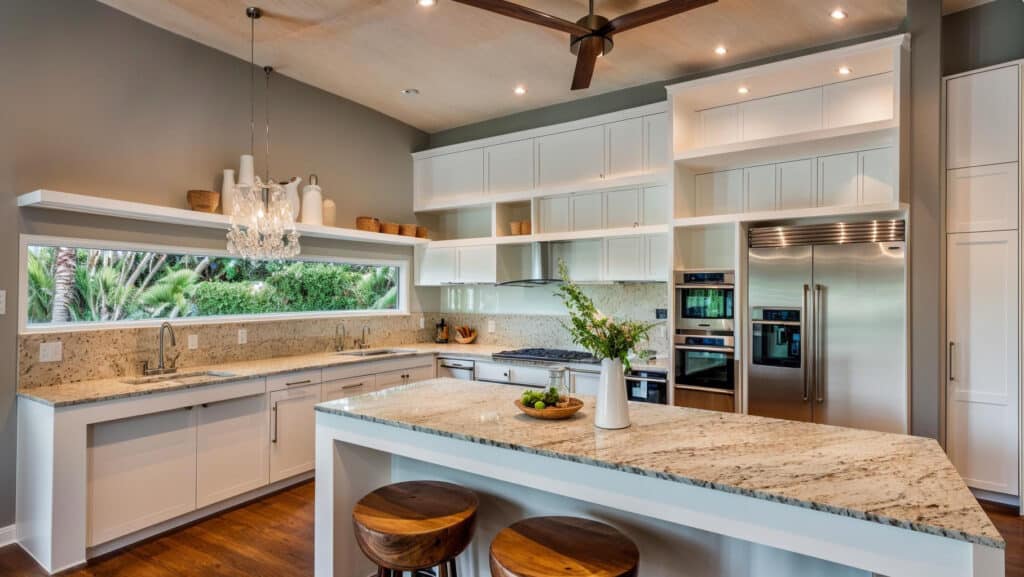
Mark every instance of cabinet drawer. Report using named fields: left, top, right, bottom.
left=376, top=365, right=434, bottom=389
left=947, top=162, right=1019, bottom=233
left=322, top=375, right=377, bottom=402
left=475, top=361, right=510, bottom=384
left=267, top=368, right=322, bottom=392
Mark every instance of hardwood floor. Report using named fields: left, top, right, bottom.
left=0, top=483, right=1020, bottom=576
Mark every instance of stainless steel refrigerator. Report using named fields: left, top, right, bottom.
left=747, top=220, right=907, bottom=433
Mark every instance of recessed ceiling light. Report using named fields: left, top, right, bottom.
left=514, top=85, right=527, bottom=96
left=714, top=45, right=728, bottom=56
left=401, top=88, right=420, bottom=96
left=838, top=66, right=852, bottom=75
left=737, top=86, right=749, bottom=95
left=830, top=8, right=847, bottom=20
left=417, top=0, right=436, bottom=6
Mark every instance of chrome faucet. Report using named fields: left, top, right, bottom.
left=358, top=325, right=371, bottom=349
left=143, top=322, right=179, bottom=376
left=335, top=323, right=347, bottom=351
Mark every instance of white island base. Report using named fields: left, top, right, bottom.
left=314, top=385, right=1004, bottom=577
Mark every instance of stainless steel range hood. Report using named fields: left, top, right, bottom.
left=496, top=243, right=563, bottom=286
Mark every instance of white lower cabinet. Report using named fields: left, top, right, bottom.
left=87, top=407, right=198, bottom=546
left=323, top=375, right=377, bottom=402
left=947, top=230, right=1020, bottom=496
left=269, top=382, right=321, bottom=483
left=570, top=371, right=601, bottom=396
left=196, top=394, right=269, bottom=508
left=375, top=364, right=435, bottom=388
left=818, top=152, right=859, bottom=207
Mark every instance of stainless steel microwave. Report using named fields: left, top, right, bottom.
left=674, top=270, right=735, bottom=332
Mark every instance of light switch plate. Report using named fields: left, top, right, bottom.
left=39, top=341, right=62, bottom=363
left=419, top=317, right=425, bottom=329
left=487, top=320, right=496, bottom=333
left=188, top=334, right=198, bottom=350
left=238, top=328, right=247, bottom=345
left=0, top=289, right=6, bottom=315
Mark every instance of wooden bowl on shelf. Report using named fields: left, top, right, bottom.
left=399, top=224, right=418, bottom=236
left=187, top=190, right=220, bottom=213
left=514, top=397, right=584, bottom=420
left=381, top=222, right=400, bottom=235
left=520, top=220, right=531, bottom=234
left=356, top=216, right=381, bottom=232
left=416, top=226, right=429, bottom=238
left=509, top=221, right=522, bottom=235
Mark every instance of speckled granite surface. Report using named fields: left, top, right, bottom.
left=317, top=378, right=1005, bottom=550
left=17, top=343, right=669, bottom=407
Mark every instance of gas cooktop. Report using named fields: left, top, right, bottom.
left=492, top=348, right=600, bottom=364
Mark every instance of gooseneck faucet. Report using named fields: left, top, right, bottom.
left=360, top=325, right=371, bottom=349
left=335, top=323, right=347, bottom=352
left=143, top=322, right=179, bottom=376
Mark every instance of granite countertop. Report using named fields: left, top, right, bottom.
left=317, top=378, right=1005, bottom=550
left=17, top=342, right=669, bottom=407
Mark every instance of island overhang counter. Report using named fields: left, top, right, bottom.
left=314, top=378, right=1004, bottom=577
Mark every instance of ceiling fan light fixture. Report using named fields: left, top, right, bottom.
left=830, top=8, right=847, bottom=20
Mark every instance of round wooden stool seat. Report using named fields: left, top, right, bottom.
left=489, top=516, right=639, bottom=577
left=352, top=481, right=478, bottom=572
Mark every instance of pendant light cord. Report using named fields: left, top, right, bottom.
left=264, top=66, right=272, bottom=182
left=249, top=11, right=256, bottom=158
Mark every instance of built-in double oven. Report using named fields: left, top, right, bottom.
left=674, top=270, right=736, bottom=393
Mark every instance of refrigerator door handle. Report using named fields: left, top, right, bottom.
left=948, top=341, right=956, bottom=382
left=814, top=284, right=824, bottom=404
left=802, top=283, right=810, bottom=402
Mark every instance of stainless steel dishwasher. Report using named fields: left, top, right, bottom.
left=436, top=358, right=475, bottom=380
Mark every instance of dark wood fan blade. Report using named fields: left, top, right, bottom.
left=571, top=35, right=603, bottom=91
left=452, top=0, right=593, bottom=36
left=598, top=0, right=717, bottom=36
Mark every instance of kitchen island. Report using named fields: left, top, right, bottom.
left=314, top=378, right=1004, bottom=577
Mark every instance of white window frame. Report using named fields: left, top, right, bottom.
left=19, top=234, right=411, bottom=334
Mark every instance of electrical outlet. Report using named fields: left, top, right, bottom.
left=39, top=341, right=63, bottom=363
left=419, top=317, right=425, bottom=329
left=487, top=320, right=496, bottom=333
left=0, top=289, right=6, bottom=315
left=238, top=328, right=247, bottom=345
left=655, top=308, right=668, bottom=320
left=188, top=334, right=198, bottom=350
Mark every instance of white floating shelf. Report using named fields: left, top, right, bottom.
left=673, top=202, right=908, bottom=228
left=674, top=120, right=898, bottom=173
left=17, top=190, right=429, bottom=247
left=414, top=171, right=670, bottom=213
left=425, top=224, right=670, bottom=249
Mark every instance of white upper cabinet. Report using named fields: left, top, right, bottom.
left=456, top=245, right=497, bottom=284
left=641, top=185, right=670, bottom=225
left=415, top=245, right=496, bottom=285
left=741, top=87, right=823, bottom=141
left=414, top=148, right=483, bottom=207
left=486, top=139, right=534, bottom=195
left=644, top=113, right=670, bottom=170
left=605, top=188, right=640, bottom=229
left=416, top=246, right=457, bottom=286
left=744, top=164, right=777, bottom=212
left=696, top=170, right=743, bottom=216
left=605, top=236, right=644, bottom=280
left=947, top=64, right=1019, bottom=169
left=538, top=125, right=606, bottom=187
left=551, top=239, right=603, bottom=282
left=818, top=152, right=859, bottom=208
left=859, top=147, right=895, bottom=204
left=701, top=104, right=740, bottom=147
left=823, top=73, right=895, bottom=128
left=947, top=162, right=1020, bottom=233
left=777, top=159, right=815, bottom=210
left=538, top=195, right=571, bottom=233
left=606, top=118, right=644, bottom=179
left=571, top=191, right=604, bottom=231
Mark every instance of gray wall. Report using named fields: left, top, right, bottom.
left=0, top=0, right=429, bottom=527
left=943, top=0, right=1024, bottom=76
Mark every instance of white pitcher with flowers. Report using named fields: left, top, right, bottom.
left=555, top=262, right=657, bottom=429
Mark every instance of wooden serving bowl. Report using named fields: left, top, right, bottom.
left=399, top=223, right=418, bottom=236
left=514, top=397, right=583, bottom=420
left=187, top=189, right=220, bottom=213
left=453, top=330, right=477, bottom=344
left=356, top=216, right=381, bottom=232
left=381, top=221, right=401, bottom=235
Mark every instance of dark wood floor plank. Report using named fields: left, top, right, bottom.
left=0, top=481, right=1020, bottom=577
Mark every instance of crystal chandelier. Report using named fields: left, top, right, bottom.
left=227, top=7, right=300, bottom=260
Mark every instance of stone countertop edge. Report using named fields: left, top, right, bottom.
left=315, top=394, right=1006, bottom=551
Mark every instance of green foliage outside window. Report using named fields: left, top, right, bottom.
left=26, top=245, right=400, bottom=325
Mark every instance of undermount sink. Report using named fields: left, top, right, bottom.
left=122, top=370, right=238, bottom=385
left=336, top=348, right=416, bottom=358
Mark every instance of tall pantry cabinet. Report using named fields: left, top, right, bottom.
left=944, top=62, right=1022, bottom=502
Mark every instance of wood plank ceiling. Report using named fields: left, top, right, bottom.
left=99, top=0, right=906, bottom=132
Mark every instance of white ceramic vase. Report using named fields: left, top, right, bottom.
left=238, top=154, right=255, bottom=189
left=284, top=177, right=302, bottom=218
left=322, top=199, right=337, bottom=227
left=594, top=358, right=630, bottom=429
left=221, top=169, right=236, bottom=215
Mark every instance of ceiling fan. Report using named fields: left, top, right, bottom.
left=451, top=0, right=718, bottom=90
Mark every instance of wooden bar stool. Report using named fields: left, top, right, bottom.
left=352, top=480, right=478, bottom=577
left=489, top=516, right=639, bottom=577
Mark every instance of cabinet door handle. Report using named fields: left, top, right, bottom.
left=948, top=341, right=956, bottom=382
left=271, top=401, right=279, bottom=444
left=286, top=378, right=312, bottom=387
left=342, top=381, right=365, bottom=390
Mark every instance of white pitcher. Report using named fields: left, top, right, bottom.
left=594, top=358, right=630, bottom=429
left=284, top=177, right=302, bottom=218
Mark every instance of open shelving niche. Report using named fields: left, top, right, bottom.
left=664, top=33, right=910, bottom=411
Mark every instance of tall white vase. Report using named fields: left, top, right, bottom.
left=284, top=177, right=302, bottom=218
left=238, top=154, right=255, bottom=189
left=594, top=358, right=630, bottom=429
left=221, top=169, right=236, bottom=215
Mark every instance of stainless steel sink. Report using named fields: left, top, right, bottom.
left=122, top=370, right=237, bottom=385
left=336, top=348, right=416, bottom=358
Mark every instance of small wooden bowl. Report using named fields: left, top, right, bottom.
left=381, top=222, right=401, bottom=235
left=509, top=221, right=522, bottom=235
left=514, top=397, right=583, bottom=420
left=356, top=216, right=381, bottom=232
left=187, top=189, right=220, bottom=213
left=520, top=220, right=532, bottom=234
left=416, top=226, right=429, bottom=238
left=399, top=224, right=418, bottom=236
left=453, top=330, right=477, bottom=344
